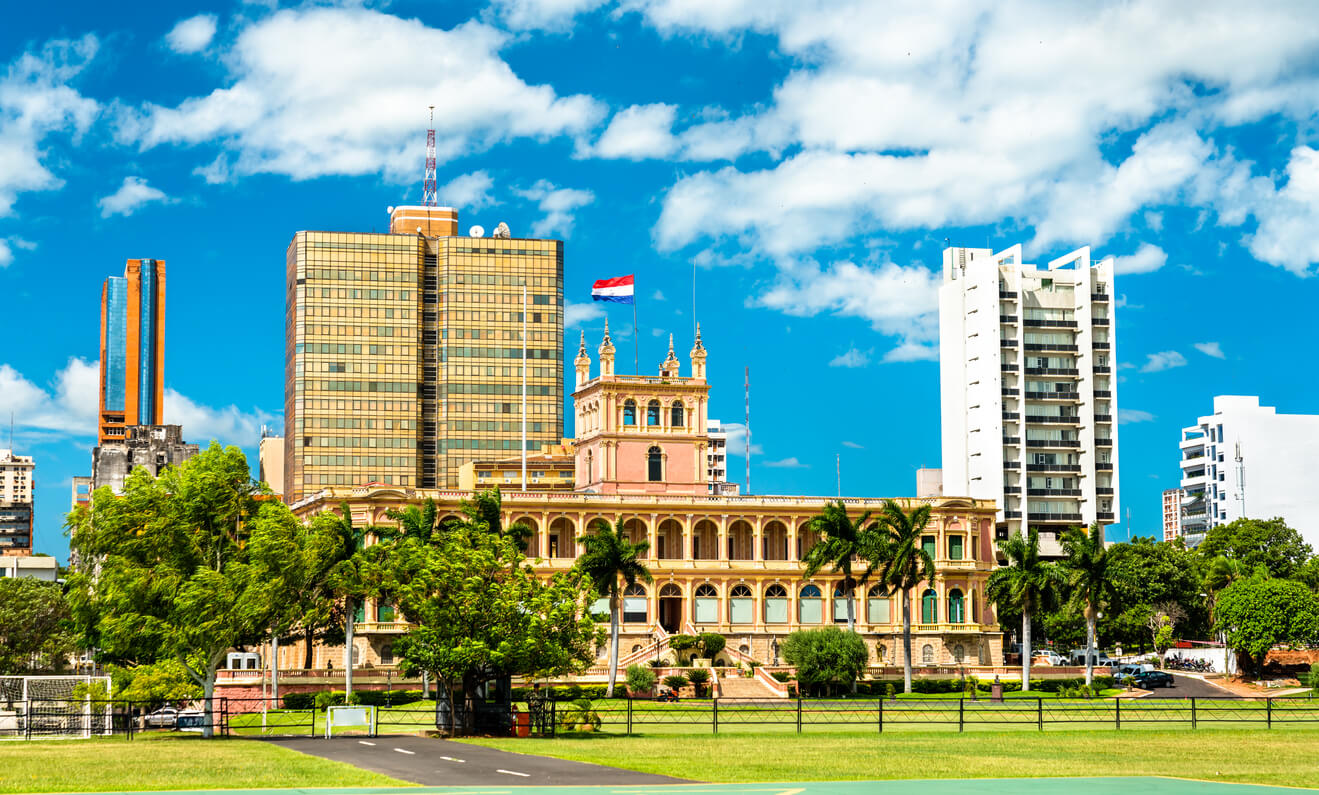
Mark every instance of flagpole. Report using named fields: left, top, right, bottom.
left=632, top=297, right=639, bottom=374
left=521, top=281, right=527, bottom=492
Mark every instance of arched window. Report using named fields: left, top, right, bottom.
left=921, top=644, right=934, bottom=664
left=952, top=643, right=966, bottom=663
left=586, top=450, right=593, bottom=481
left=948, top=589, right=965, bottom=623
left=799, top=584, right=823, bottom=624
left=693, top=583, right=718, bottom=624
left=659, top=583, right=682, bottom=597
left=647, top=400, right=661, bottom=426
left=623, top=400, right=636, bottom=425
left=632, top=644, right=643, bottom=654
left=623, top=583, right=647, bottom=623
left=647, top=446, right=663, bottom=482
left=671, top=400, right=685, bottom=426
left=730, top=584, right=753, bottom=624
left=380, top=643, right=394, bottom=664
left=867, top=584, right=891, bottom=624
left=832, top=584, right=852, bottom=623
left=764, top=583, right=788, bottom=624
left=921, top=588, right=938, bottom=624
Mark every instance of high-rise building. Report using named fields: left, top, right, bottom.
left=705, top=418, right=739, bottom=495
left=284, top=206, right=563, bottom=501
left=92, top=425, right=199, bottom=495
left=1162, top=488, right=1182, bottom=542
left=1178, top=396, right=1319, bottom=549
left=71, top=476, right=92, bottom=512
left=99, top=259, right=166, bottom=444
left=939, top=244, right=1119, bottom=556
left=258, top=429, right=285, bottom=499
left=0, top=449, right=35, bottom=555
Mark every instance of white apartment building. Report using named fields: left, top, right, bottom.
left=939, top=244, right=1119, bottom=556
left=0, top=449, right=35, bottom=555
left=1178, top=396, right=1319, bottom=549
left=1162, top=488, right=1182, bottom=542
left=706, top=419, right=740, bottom=496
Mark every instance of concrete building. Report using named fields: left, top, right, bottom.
left=1162, top=488, right=1182, bottom=542
left=71, top=476, right=92, bottom=512
left=0, top=554, right=58, bottom=580
left=99, top=259, right=166, bottom=445
left=0, top=449, right=35, bottom=555
left=259, top=430, right=285, bottom=498
left=287, top=330, right=1004, bottom=678
left=92, top=425, right=199, bottom=494
left=457, top=441, right=577, bottom=492
left=284, top=206, right=564, bottom=501
left=939, top=244, right=1118, bottom=556
left=917, top=468, right=944, bottom=499
left=1178, top=396, right=1319, bottom=549
left=706, top=418, right=740, bottom=495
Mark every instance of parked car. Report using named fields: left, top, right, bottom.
left=1033, top=651, right=1067, bottom=666
left=1113, top=663, right=1155, bottom=683
left=144, top=707, right=179, bottom=728
left=1133, top=670, right=1174, bottom=689
left=1069, top=649, right=1113, bottom=667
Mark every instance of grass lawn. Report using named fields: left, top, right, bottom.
left=228, top=700, right=438, bottom=736
left=0, top=734, right=410, bottom=793
left=463, top=727, right=1319, bottom=787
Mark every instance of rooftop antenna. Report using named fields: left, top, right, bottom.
left=1235, top=441, right=1246, bottom=518
left=423, top=106, right=437, bottom=207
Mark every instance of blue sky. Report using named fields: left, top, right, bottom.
left=4, top=1, right=1319, bottom=562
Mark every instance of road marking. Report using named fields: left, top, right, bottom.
left=394, top=747, right=416, bottom=755
left=496, top=769, right=531, bottom=777
left=440, top=755, right=466, bottom=763
left=358, top=740, right=376, bottom=746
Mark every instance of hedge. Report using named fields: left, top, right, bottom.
left=850, top=676, right=1115, bottom=696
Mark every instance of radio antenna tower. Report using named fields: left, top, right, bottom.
left=423, top=106, right=438, bottom=207
left=744, top=366, right=752, bottom=495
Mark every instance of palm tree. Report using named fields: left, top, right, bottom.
left=877, top=499, right=934, bottom=694
left=987, top=528, right=1063, bottom=692
left=575, top=518, right=653, bottom=698
left=802, top=500, right=881, bottom=633
left=1060, top=523, right=1114, bottom=687
left=461, top=487, right=533, bottom=551
left=387, top=497, right=440, bottom=545
left=324, top=502, right=397, bottom=697
left=1202, top=554, right=1246, bottom=634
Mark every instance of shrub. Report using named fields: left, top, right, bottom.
left=885, top=683, right=896, bottom=700
left=1308, top=662, right=1319, bottom=695
left=781, top=628, right=868, bottom=696
left=668, top=634, right=698, bottom=652
left=648, top=659, right=665, bottom=668
left=355, top=689, right=423, bottom=707
left=558, top=699, right=602, bottom=731
left=685, top=667, right=711, bottom=696
left=283, top=693, right=316, bottom=710
left=313, top=691, right=361, bottom=709
left=770, top=671, right=793, bottom=683
left=626, top=664, right=657, bottom=695
left=662, top=674, right=689, bottom=691
left=698, top=632, right=726, bottom=659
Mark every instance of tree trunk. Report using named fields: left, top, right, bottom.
left=202, top=667, right=217, bottom=739
left=1021, top=609, right=1032, bottom=692
left=902, top=590, right=913, bottom=694
left=606, top=595, right=620, bottom=698
left=271, top=633, right=280, bottom=704
left=304, top=625, right=314, bottom=669
left=1085, top=608, right=1096, bottom=687
left=345, top=597, right=354, bottom=698
left=847, top=589, right=857, bottom=693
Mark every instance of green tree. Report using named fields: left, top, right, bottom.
left=386, top=506, right=599, bottom=732
left=1089, top=537, right=1209, bottom=652
left=575, top=517, right=653, bottom=698
left=802, top=500, right=882, bottom=634
left=108, top=659, right=203, bottom=705
left=386, top=497, right=441, bottom=545
left=1060, top=523, right=1114, bottom=686
left=461, top=487, right=532, bottom=552
left=625, top=663, right=657, bottom=695
left=0, top=577, right=76, bottom=674
left=67, top=444, right=293, bottom=737
left=876, top=499, right=932, bottom=694
left=1199, top=517, right=1314, bottom=579
left=781, top=627, right=869, bottom=696
left=987, top=528, right=1063, bottom=692
left=1214, top=577, right=1319, bottom=677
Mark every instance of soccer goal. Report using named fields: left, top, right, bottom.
left=0, top=675, right=113, bottom=739
left=325, top=704, right=376, bottom=738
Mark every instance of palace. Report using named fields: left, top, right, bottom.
left=283, top=324, right=1005, bottom=679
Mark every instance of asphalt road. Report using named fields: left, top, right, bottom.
left=1139, top=673, right=1232, bottom=699
left=263, top=735, right=688, bottom=787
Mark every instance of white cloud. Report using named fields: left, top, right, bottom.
left=1140, top=350, right=1187, bottom=373
left=0, top=35, right=99, bottom=216
left=564, top=300, right=604, bottom=328
left=841, top=440, right=864, bottom=449
left=882, top=341, right=939, bottom=363
left=97, top=176, right=171, bottom=218
left=119, top=8, right=604, bottom=183
left=1245, top=146, right=1319, bottom=275
left=1194, top=341, right=1225, bottom=359
left=828, top=347, right=871, bottom=368
left=489, top=0, right=609, bottom=31
left=652, top=289, right=666, bottom=301
left=591, top=103, right=679, bottom=160
left=1118, top=408, right=1156, bottom=424
left=515, top=179, right=594, bottom=237
left=764, top=456, right=808, bottom=469
left=165, top=14, right=218, bottom=54
left=716, top=421, right=762, bottom=458
left=163, top=389, right=277, bottom=447
left=439, top=170, right=496, bottom=211
left=1113, top=243, right=1169, bottom=275
left=0, top=357, right=98, bottom=436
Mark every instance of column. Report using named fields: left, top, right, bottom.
left=718, top=515, right=728, bottom=561
left=684, top=515, right=694, bottom=560
left=753, top=516, right=764, bottom=562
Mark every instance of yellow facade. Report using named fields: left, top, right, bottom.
left=456, top=441, right=577, bottom=492
left=284, top=222, right=564, bottom=501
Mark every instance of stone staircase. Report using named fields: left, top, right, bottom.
left=717, top=675, right=786, bottom=699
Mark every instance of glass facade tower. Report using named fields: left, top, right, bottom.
left=99, top=259, right=166, bottom=444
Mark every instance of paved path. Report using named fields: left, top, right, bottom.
left=94, top=777, right=1310, bottom=795
left=1155, top=673, right=1234, bottom=699
left=262, top=735, right=688, bottom=787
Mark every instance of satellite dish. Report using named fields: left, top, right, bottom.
left=469, top=225, right=485, bottom=238
left=386, top=206, right=395, bottom=214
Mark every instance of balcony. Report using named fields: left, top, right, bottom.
left=1024, top=319, right=1077, bottom=328
left=1027, top=488, right=1083, bottom=497
left=1097, top=511, right=1116, bottom=521
left=1004, top=461, right=1020, bottom=469
left=1024, top=343, right=1080, bottom=354
left=1002, top=436, right=1021, bottom=445
left=1091, top=293, right=1109, bottom=302
left=1096, top=437, right=1114, bottom=446
left=1026, top=438, right=1080, bottom=448
left=1030, top=512, right=1083, bottom=522
left=357, top=621, right=412, bottom=634
left=1097, top=487, right=1115, bottom=495
left=1025, top=414, right=1079, bottom=424
left=1094, top=414, right=1113, bottom=423
left=1000, top=314, right=1018, bottom=323
left=1024, top=391, right=1079, bottom=401
left=1000, top=290, right=1017, bottom=299
left=1003, top=511, right=1022, bottom=519
left=1093, top=317, right=1110, bottom=326
left=1096, top=462, right=1114, bottom=471
left=1027, top=463, right=1080, bottom=472
left=1003, top=485, right=1021, bottom=494
left=1092, top=341, right=1110, bottom=350
left=1024, top=367, right=1080, bottom=377
left=1002, top=386, right=1020, bottom=396
left=1001, top=362, right=1019, bottom=372
left=1001, top=339, right=1018, bottom=348
left=1093, top=365, right=1111, bottom=374
left=1093, top=390, right=1112, bottom=398
left=1002, top=412, right=1020, bottom=420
